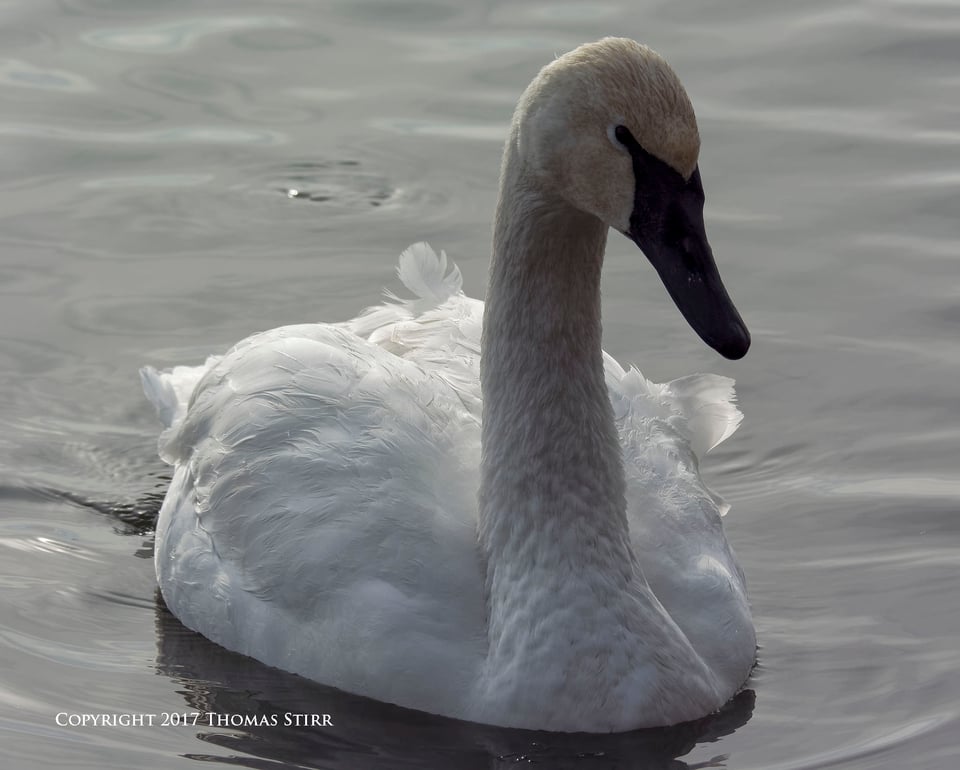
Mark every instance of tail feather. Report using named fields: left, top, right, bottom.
left=664, top=374, right=743, bottom=459
left=610, top=364, right=743, bottom=460
left=140, top=366, right=180, bottom=429
left=395, top=242, right=463, bottom=310
left=140, top=358, right=218, bottom=429
left=611, top=366, right=743, bottom=517
left=347, top=243, right=464, bottom=339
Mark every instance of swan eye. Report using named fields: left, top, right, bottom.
left=613, top=125, right=634, bottom=147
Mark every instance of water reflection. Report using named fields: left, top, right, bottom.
left=154, top=599, right=755, bottom=769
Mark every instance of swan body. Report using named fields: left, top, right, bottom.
left=143, top=38, right=756, bottom=732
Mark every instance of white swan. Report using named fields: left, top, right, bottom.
left=142, top=38, right=755, bottom=732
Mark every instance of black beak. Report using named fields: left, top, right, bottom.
left=617, top=129, right=750, bottom=360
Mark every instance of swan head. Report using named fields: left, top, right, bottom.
left=513, top=37, right=750, bottom=360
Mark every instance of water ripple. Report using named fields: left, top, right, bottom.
left=81, top=173, right=214, bottom=190
left=396, top=33, right=564, bottom=63
left=118, top=64, right=321, bottom=125
left=0, top=535, right=100, bottom=562
left=700, top=100, right=960, bottom=146
left=0, top=627, right=146, bottom=671
left=766, top=713, right=957, bottom=770
left=0, top=58, right=95, bottom=92
left=371, top=116, right=506, bottom=142
left=0, top=122, right=285, bottom=145
left=82, top=16, right=294, bottom=54
left=264, top=158, right=396, bottom=208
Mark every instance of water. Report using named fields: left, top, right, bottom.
left=1, top=0, right=959, bottom=767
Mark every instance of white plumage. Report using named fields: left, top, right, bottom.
left=142, top=38, right=756, bottom=732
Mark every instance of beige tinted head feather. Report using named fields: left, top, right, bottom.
left=511, top=37, right=700, bottom=231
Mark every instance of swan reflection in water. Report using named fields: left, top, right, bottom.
left=153, top=593, right=756, bottom=770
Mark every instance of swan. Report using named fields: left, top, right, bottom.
left=141, top=37, right=755, bottom=732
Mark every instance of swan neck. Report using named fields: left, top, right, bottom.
left=479, top=144, right=632, bottom=607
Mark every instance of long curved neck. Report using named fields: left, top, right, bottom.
left=478, top=141, right=634, bottom=654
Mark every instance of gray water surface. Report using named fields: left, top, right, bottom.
left=2, top=1, right=959, bottom=768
